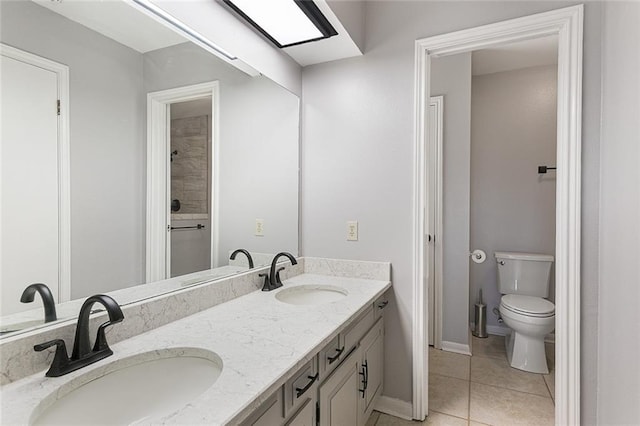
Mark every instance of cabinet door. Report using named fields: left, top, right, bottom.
left=286, top=398, right=314, bottom=426
left=318, top=347, right=362, bottom=426
left=241, top=389, right=284, bottom=426
left=359, top=318, right=384, bottom=422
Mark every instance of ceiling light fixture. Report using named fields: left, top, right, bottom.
left=223, top=0, right=337, bottom=48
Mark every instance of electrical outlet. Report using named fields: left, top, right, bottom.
left=347, top=221, right=358, bottom=241
left=255, top=219, right=264, bottom=236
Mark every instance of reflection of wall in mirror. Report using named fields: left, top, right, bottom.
left=143, top=43, right=299, bottom=268
left=0, top=1, right=299, bottom=302
left=0, top=0, right=145, bottom=299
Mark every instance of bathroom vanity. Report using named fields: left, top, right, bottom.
left=0, top=258, right=391, bottom=425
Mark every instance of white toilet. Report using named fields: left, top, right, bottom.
left=495, top=251, right=555, bottom=374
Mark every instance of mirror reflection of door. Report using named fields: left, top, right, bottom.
left=0, top=45, right=69, bottom=316
left=168, top=97, right=213, bottom=278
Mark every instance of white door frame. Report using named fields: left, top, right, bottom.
left=412, top=5, right=583, bottom=424
left=0, top=43, right=71, bottom=303
left=145, top=81, right=220, bottom=282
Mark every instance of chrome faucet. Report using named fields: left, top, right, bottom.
left=230, top=248, right=254, bottom=269
left=34, top=294, right=124, bottom=377
left=260, top=252, right=297, bottom=291
left=21, top=283, right=57, bottom=323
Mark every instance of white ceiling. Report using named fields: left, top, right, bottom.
left=277, top=0, right=364, bottom=67
left=472, top=35, right=558, bottom=76
left=32, top=0, right=186, bottom=53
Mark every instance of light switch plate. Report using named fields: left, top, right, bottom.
left=347, top=221, right=358, bottom=241
left=255, top=219, right=264, bottom=236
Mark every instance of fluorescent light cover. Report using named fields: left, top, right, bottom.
left=229, top=0, right=323, bottom=46
left=131, top=0, right=236, bottom=60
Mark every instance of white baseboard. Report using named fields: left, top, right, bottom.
left=470, top=322, right=556, bottom=343
left=441, top=340, right=471, bottom=356
left=374, top=396, right=412, bottom=420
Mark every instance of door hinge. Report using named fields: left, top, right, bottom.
left=316, top=401, right=320, bottom=426
left=56, top=100, right=61, bottom=116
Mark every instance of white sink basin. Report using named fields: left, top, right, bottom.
left=32, top=348, right=222, bottom=425
left=275, top=285, right=348, bottom=305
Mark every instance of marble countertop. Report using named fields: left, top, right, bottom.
left=0, top=273, right=390, bottom=425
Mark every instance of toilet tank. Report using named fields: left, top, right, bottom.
left=495, top=252, right=554, bottom=297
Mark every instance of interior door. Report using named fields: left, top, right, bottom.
left=1, top=52, right=60, bottom=315
left=427, top=96, right=443, bottom=347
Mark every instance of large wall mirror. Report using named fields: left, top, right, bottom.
left=0, top=0, right=299, bottom=337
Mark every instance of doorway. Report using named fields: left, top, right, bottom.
left=169, top=97, right=213, bottom=277
left=428, top=35, right=559, bottom=354
left=412, top=6, right=583, bottom=424
left=146, top=82, right=219, bottom=282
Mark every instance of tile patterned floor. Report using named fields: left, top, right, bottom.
left=365, top=335, right=555, bottom=425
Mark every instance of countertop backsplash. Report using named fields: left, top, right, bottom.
left=0, top=257, right=390, bottom=384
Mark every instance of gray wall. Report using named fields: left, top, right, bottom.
left=0, top=0, right=146, bottom=298
left=143, top=43, right=300, bottom=267
left=597, top=1, right=640, bottom=424
left=470, top=65, right=557, bottom=329
left=217, top=77, right=299, bottom=265
left=431, top=53, right=472, bottom=347
left=301, top=2, right=602, bottom=419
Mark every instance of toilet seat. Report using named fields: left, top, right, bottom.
left=500, top=294, right=555, bottom=318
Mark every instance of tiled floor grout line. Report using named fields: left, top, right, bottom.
left=429, top=368, right=552, bottom=400
left=468, top=363, right=472, bottom=424
left=470, top=380, right=554, bottom=400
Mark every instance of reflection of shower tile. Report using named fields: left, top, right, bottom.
left=184, top=178, right=206, bottom=192
left=185, top=190, right=206, bottom=201
left=171, top=117, right=204, bottom=137
left=171, top=180, right=184, bottom=193
left=178, top=158, right=206, bottom=173
left=185, top=145, right=207, bottom=159
left=171, top=164, right=184, bottom=178
left=180, top=201, right=200, bottom=213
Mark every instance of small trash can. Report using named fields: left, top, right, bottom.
left=472, top=289, right=488, bottom=338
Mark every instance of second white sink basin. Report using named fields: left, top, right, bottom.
left=32, top=348, right=222, bottom=425
left=275, top=285, right=348, bottom=305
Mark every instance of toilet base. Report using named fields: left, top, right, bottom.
left=505, top=330, right=549, bottom=374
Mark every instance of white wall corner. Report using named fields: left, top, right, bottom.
left=325, top=0, right=365, bottom=52
left=374, top=396, right=413, bottom=420
left=441, top=341, right=472, bottom=356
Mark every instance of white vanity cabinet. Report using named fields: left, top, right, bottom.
left=359, top=318, right=384, bottom=422
left=318, top=317, right=385, bottom=426
left=242, top=292, right=388, bottom=426
left=286, top=398, right=316, bottom=426
left=318, top=345, right=362, bottom=426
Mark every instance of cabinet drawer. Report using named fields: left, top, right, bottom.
left=343, top=306, right=374, bottom=354
left=319, top=335, right=345, bottom=379
left=241, top=388, right=283, bottom=426
left=374, top=293, right=390, bottom=320
left=284, top=358, right=319, bottom=417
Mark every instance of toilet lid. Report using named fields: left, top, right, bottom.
left=501, top=294, right=555, bottom=317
